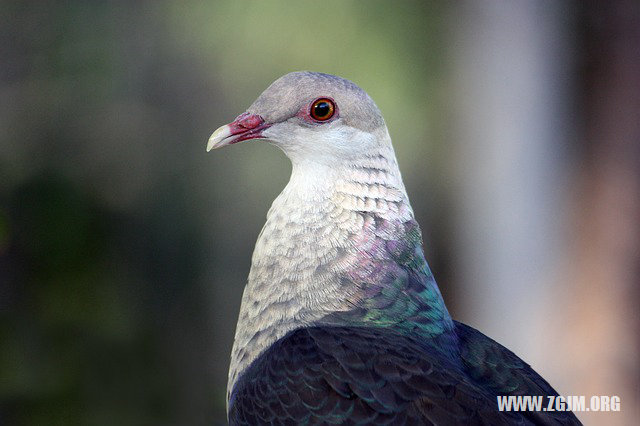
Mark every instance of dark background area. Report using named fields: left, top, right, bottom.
left=1, top=1, right=638, bottom=425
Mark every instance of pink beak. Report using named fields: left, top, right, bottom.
left=207, top=113, right=270, bottom=151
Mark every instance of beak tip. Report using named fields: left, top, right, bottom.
left=206, top=124, right=232, bottom=152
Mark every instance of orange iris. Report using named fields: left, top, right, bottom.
left=310, top=98, right=335, bottom=121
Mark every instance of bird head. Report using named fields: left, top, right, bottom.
left=207, top=72, right=388, bottom=164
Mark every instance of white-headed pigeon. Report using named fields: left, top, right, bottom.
left=207, top=72, right=581, bottom=425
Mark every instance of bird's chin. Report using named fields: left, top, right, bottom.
left=227, top=131, right=269, bottom=146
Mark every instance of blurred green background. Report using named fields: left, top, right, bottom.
left=1, top=1, right=638, bottom=425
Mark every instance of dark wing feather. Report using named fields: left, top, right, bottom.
left=456, top=321, right=581, bottom=425
left=229, top=326, right=580, bottom=425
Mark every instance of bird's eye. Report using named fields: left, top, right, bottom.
left=310, top=98, right=336, bottom=121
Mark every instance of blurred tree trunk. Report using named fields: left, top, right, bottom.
left=450, top=0, right=572, bottom=387
left=450, top=1, right=639, bottom=424
left=559, top=1, right=640, bottom=424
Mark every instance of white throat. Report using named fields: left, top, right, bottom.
left=226, top=139, right=411, bottom=402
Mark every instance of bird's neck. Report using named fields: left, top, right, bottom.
left=227, top=144, right=453, bottom=399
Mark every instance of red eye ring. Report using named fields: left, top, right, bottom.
left=310, top=98, right=336, bottom=121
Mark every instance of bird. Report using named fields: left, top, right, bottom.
left=207, top=71, right=581, bottom=425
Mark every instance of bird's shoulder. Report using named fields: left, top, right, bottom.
left=455, top=321, right=557, bottom=394
left=228, top=325, right=576, bottom=425
left=455, top=321, right=581, bottom=425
